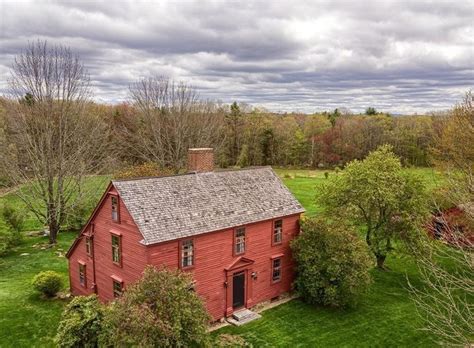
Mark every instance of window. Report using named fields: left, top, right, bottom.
left=79, top=263, right=86, bottom=287
left=111, top=196, right=119, bottom=222
left=235, top=227, right=246, bottom=255
left=181, top=239, right=194, bottom=268
left=272, top=258, right=282, bottom=283
left=85, top=236, right=93, bottom=256
left=113, top=279, right=123, bottom=298
left=111, top=234, right=121, bottom=265
left=273, top=220, right=283, bottom=244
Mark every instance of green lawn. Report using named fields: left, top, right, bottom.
left=0, top=168, right=445, bottom=347
left=213, top=167, right=445, bottom=347
left=0, top=231, right=76, bottom=347
left=214, top=255, right=437, bottom=347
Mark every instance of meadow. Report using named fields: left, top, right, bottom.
left=0, top=168, right=444, bottom=347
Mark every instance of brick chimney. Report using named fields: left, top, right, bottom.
left=188, top=148, right=214, bottom=173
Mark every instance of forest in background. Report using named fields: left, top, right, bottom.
left=0, top=90, right=443, bottom=186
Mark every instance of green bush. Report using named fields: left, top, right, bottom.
left=99, top=266, right=211, bottom=347
left=32, top=271, right=63, bottom=297
left=291, top=218, right=372, bottom=308
left=1, top=204, right=24, bottom=249
left=1, top=203, right=25, bottom=233
left=56, top=295, right=103, bottom=348
left=0, top=220, right=18, bottom=256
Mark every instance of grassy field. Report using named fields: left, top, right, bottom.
left=0, top=232, right=76, bottom=347
left=0, top=168, right=444, bottom=347
left=214, top=256, right=436, bottom=347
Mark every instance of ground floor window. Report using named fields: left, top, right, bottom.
left=113, top=279, right=123, bottom=298
left=79, top=263, right=86, bottom=287
left=272, top=258, right=282, bottom=283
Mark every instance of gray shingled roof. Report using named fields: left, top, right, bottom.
left=112, top=167, right=305, bottom=245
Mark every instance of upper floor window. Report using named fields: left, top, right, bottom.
left=235, top=227, right=246, bottom=255
left=85, top=236, right=93, bottom=256
left=273, top=220, right=283, bottom=245
left=79, top=263, right=86, bottom=287
left=113, top=279, right=123, bottom=298
left=111, top=234, right=122, bottom=265
left=181, top=239, right=194, bottom=268
left=111, top=196, right=119, bottom=222
left=272, top=258, right=282, bottom=283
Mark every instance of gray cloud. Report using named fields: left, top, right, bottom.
left=0, top=0, right=473, bottom=113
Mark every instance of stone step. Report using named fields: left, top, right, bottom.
left=228, top=309, right=261, bottom=326
left=232, top=308, right=254, bottom=321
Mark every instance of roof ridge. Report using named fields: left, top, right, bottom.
left=112, top=166, right=273, bottom=183
left=112, top=171, right=193, bottom=183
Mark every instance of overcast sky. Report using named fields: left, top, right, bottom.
left=0, top=0, right=473, bottom=113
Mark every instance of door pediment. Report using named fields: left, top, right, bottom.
left=225, top=256, right=255, bottom=271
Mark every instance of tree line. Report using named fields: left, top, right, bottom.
left=69, top=96, right=439, bottom=170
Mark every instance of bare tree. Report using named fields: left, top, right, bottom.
left=409, top=221, right=473, bottom=347
left=125, top=76, right=224, bottom=171
left=409, top=92, right=473, bottom=347
left=1, top=40, right=111, bottom=243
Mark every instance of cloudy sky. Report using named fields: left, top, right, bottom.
left=0, top=0, right=473, bottom=113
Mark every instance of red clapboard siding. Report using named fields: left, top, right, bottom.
left=68, top=184, right=301, bottom=321
left=69, top=185, right=147, bottom=300
left=147, top=214, right=300, bottom=320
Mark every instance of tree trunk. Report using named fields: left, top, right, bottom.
left=49, top=218, right=60, bottom=244
left=48, top=213, right=60, bottom=244
left=376, top=254, right=387, bottom=269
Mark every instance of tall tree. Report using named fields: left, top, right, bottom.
left=365, top=107, right=377, bottom=115
left=410, top=92, right=473, bottom=346
left=1, top=40, right=111, bottom=243
left=327, top=108, right=340, bottom=128
left=224, top=101, right=244, bottom=166
left=317, top=145, right=429, bottom=268
left=126, top=76, right=224, bottom=171
left=431, top=91, right=474, bottom=209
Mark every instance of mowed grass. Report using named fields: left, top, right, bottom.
left=0, top=176, right=109, bottom=347
left=0, top=168, right=445, bottom=347
left=0, top=231, right=76, bottom=347
left=214, top=256, right=437, bottom=347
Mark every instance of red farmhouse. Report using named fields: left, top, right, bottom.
left=67, top=148, right=305, bottom=320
